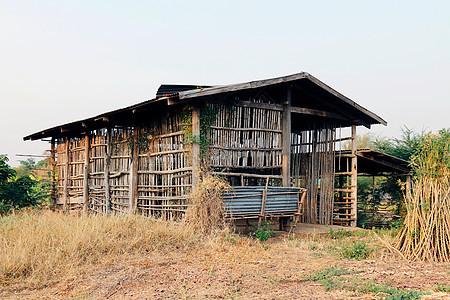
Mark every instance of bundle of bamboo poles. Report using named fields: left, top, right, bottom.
left=393, top=130, right=450, bottom=262
left=393, top=173, right=450, bottom=262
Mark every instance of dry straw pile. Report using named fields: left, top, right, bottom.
left=183, top=173, right=230, bottom=234
left=393, top=129, right=450, bottom=262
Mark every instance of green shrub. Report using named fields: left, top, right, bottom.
left=436, top=284, right=450, bottom=292
left=249, top=221, right=274, bottom=242
left=341, top=240, right=373, bottom=260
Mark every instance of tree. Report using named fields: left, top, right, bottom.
left=0, top=155, right=49, bottom=214
left=354, top=127, right=427, bottom=226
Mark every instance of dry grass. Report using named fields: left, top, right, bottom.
left=1, top=213, right=449, bottom=299
left=183, top=173, right=230, bottom=234
left=0, top=210, right=201, bottom=287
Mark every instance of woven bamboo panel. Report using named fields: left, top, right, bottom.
left=137, top=111, right=191, bottom=219
left=209, top=104, right=282, bottom=170
left=291, top=125, right=336, bottom=225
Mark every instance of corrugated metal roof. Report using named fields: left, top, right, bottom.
left=156, top=84, right=212, bottom=98
left=23, top=72, right=387, bottom=141
left=336, top=149, right=411, bottom=175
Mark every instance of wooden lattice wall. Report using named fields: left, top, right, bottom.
left=54, top=110, right=191, bottom=218
left=52, top=101, right=357, bottom=226
left=137, top=112, right=191, bottom=219
left=291, top=125, right=336, bottom=225
left=208, top=103, right=283, bottom=185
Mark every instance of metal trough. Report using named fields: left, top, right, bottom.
left=223, top=186, right=306, bottom=219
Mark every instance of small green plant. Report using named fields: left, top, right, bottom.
left=307, top=266, right=361, bottom=282
left=436, top=284, right=450, bottom=292
left=308, top=243, right=318, bottom=251
left=249, top=222, right=275, bottom=242
left=341, top=240, right=373, bottom=260
left=328, top=228, right=353, bottom=239
left=306, top=266, right=423, bottom=299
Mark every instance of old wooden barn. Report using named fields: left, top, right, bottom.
left=24, top=72, right=386, bottom=227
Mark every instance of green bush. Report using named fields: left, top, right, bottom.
left=249, top=221, right=274, bottom=242
left=0, top=155, right=49, bottom=214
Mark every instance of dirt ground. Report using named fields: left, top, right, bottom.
left=2, top=231, right=450, bottom=299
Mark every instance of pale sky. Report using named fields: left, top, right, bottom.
left=1, top=0, right=449, bottom=166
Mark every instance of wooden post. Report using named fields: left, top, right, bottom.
left=259, top=176, right=270, bottom=226
left=83, top=135, right=90, bottom=213
left=192, top=107, right=201, bottom=189
left=50, top=139, right=57, bottom=210
left=282, top=87, right=292, bottom=187
left=129, top=126, right=139, bottom=213
left=105, top=127, right=112, bottom=213
left=63, top=139, right=70, bottom=212
left=350, top=125, right=358, bottom=227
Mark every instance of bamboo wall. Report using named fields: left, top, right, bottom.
left=55, top=111, right=191, bottom=219
left=53, top=102, right=356, bottom=226
left=208, top=103, right=283, bottom=185
left=291, top=125, right=336, bottom=225
left=56, top=137, right=87, bottom=209
left=137, top=112, right=191, bottom=219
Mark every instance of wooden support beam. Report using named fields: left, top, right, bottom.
left=259, top=177, right=270, bottom=225
left=105, top=127, right=112, bottom=213
left=291, top=106, right=348, bottom=121
left=63, top=139, right=70, bottom=212
left=282, top=88, right=292, bottom=187
left=50, top=139, right=57, bottom=210
left=83, top=135, right=90, bottom=213
left=192, top=107, right=201, bottom=189
left=234, top=100, right=349, bottom=121
left=350, top=125, right=358, bottom=226
left=129, top=126, right=139, bottom=213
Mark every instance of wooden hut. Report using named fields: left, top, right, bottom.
left=24, top=72, right=386, bottom=227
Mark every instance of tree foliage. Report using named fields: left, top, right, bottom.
left=0, top=155, right=49, bottom=214
left=356, top=127, right=427, bottom=226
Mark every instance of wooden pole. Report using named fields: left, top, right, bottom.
left=282, top=87, right=292, bottom=187
left=192, top=107, right=201, bottom=189
left=50, top=138, right=57, bottom=210
left=105, top=127, right=112, bottom=213
left=129, top=126, right=139, bottom=213
left=63, top=139, right=70, bottom=212
left=351, top=125, right=358, bottom=227
left=259, top=176, right=270, bottom=226
left=83, top=135, right=90, bottom=213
